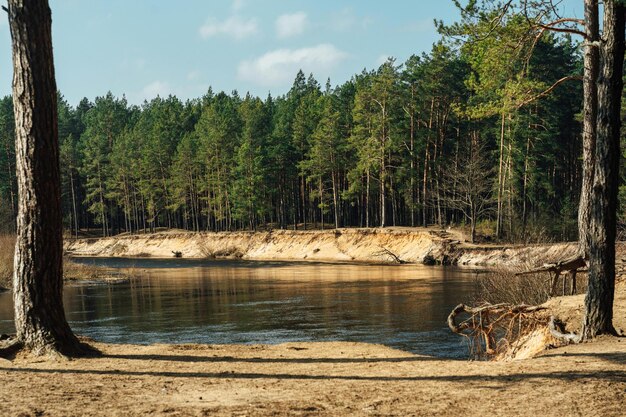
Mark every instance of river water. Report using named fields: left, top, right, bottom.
left=0, top=258, right=477, bottom=358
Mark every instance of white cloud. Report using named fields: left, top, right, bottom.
left=238, top=44, right=348, bottom=87
left=199, top=15, right=258, bottom=40
left=141, top=81, right=172, bottom=100
left=330, top=8, right=373, bottom=32
left=232, top=0, right=245, bottom=12
left=120, top=58, right=146, bottom=72
left=275, top=12, right=308, bottom=39
left=376, top=54, right=391, bottom=66
left=187, top=70, right=201, bottom=81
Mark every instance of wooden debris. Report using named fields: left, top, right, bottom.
left=548, top=316, right=580, bottom=344
left=373, top=247, right=407, bottom=264
left=515, top=255, right=587, bottom=296
left=448, top=303, right=546, bottom=356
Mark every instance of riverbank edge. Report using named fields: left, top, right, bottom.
left=63, top=228, right=582, bottom=268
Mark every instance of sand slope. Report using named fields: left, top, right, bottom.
left=65, top=228, right=452, bottom=264
left=65, top=228, right=585, bottom=268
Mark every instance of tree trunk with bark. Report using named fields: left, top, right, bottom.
left=578, top=0, right=600, bottom=257
left=581, top=0, right=625, bottom=339
left=8, top=0, right=82, bottom=355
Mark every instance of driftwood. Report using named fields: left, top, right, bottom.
left=448, top=303, right=546, bottom=356
left=548, top=316, right=580, bottom=344
left=172, top=251, right=182, bottom=258
left=515, top=255, right=586, bottom=296
left=373, top=247, right=407, bottom=264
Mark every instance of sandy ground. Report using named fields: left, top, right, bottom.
left=0, top=337, right=624, bottom=417
left=1, top=279, right=625, bottom=416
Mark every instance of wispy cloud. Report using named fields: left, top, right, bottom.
left=238, top=44, right=348, bottom=87
left=120, top=58, right=146, bottom=72
left=187, top=70, right=202, bottom=81
left=199, top=15, right=258, bottom=40
left=275, top=12, right=308, bottom=39
left=404, top=19, right=434, bottom=33
left=330, top=8, right=373, bottom=32
left=141, top=81, right=172, bottom=101
left=232, top=0, right=245, bottom=12
left=376, top=54, right=392, bottom=66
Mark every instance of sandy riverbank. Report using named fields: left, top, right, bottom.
left=64, top=228, right=584, bottom=267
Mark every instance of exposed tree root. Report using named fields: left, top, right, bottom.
left=448, top=303, right=547, bottom=357
left=0, top=337, right=23, bottom=360
left=0, top=335, right=100, bottom=361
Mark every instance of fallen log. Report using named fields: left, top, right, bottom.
left=515, top=255, right=586, bottom=296
left=515, top=255, right=586, bottom=276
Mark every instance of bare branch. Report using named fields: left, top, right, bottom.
left=536, top=21, right=586, bottom=37
left=516, top=75, right=583, bottom=109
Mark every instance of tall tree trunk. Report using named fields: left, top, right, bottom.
left=496, top=111, right=506, bottom=239
left=331, top=170, right=339, bottom=229
left=578, top=0, right=600, bottom=257
left=581, top=0, right=625, bottom=339
left=3, top=141, right=16, bottom=228
left=366, top=169, right=370, bottom=228
left=69, top=170, right=79, bottom=238
left=422, top=98, right=435, bottom=227
left=8, top=0, right=82, bottom=355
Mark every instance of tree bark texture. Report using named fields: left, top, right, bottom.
left=8, top=0, right=81, bottom=355
left=582, top=0, right=625, bottom=339
left=578, top=0, right=599, bottom=257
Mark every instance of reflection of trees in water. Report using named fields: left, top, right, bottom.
left=59, top=265, right=471, bottom=336
left=0, top=264, right=475, bottom=351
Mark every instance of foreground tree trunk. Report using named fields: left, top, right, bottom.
left=581, top=0, right=625, bottom=339
left=578, top=0, right=599, bottom=257
left=8, top=0, right=82, bottom=355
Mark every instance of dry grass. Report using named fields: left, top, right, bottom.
left=0, top=234, right=124, bottom=290
left=473, top=266, right=588, bottom=307
left=0, top=235, right=15, bottom=290
left=63, top=258, right=120, bottom=282
left=199, top=242, right=244, bottom=259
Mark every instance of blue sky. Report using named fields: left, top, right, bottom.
left=0, top=0, right=583, bottom=106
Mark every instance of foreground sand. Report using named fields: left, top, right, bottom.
left=0, top=335, right=624, bottom=416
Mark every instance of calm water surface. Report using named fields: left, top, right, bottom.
left=0, top=258, right=477, bottom=357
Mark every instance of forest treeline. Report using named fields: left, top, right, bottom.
left=0, top=9, right=612, bottom=242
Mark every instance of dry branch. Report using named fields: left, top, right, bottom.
left=448, top=302, right=546, bottom=356
left=373, top=247, right=407, bottom=264
left=548, top=316, right=580, bottom=344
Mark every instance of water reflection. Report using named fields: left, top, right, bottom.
left=0, top=258, right=475, bottom=357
